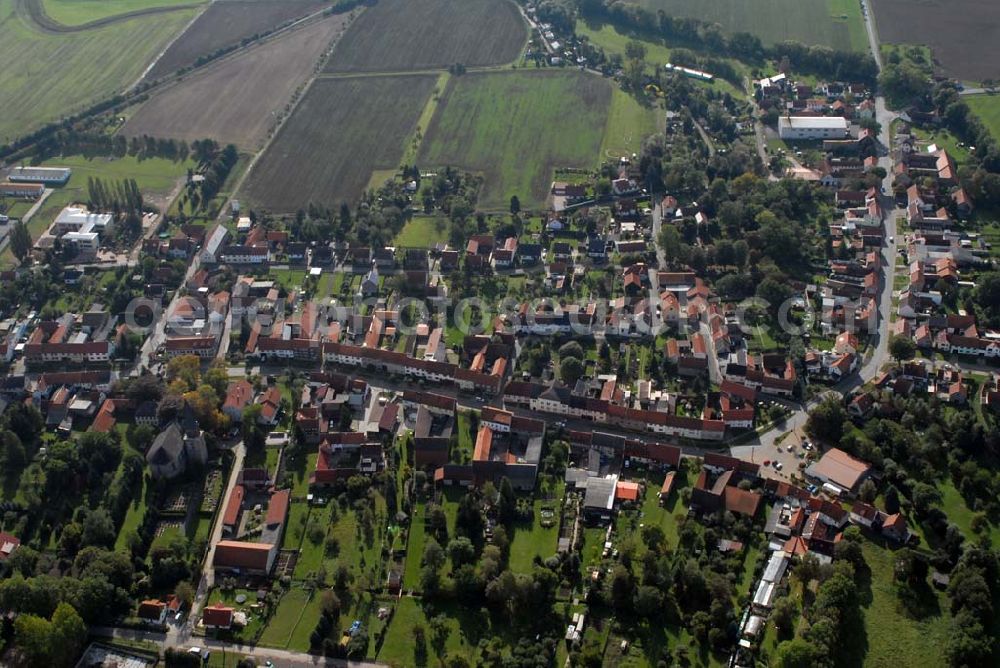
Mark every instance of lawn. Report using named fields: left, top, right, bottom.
left=0, top=0, right=197, bottom=140
left=418, top=70, right=613, bottom=209
left=637, top=467, right=690, bottom=549
left=966, top=94, right=1000, bottom=142
left=576, top=19, right=746, bottom=97
left=258, top=587, right=322, bottom=651
left=601, top=87, right=662, bottom=160
left=114, top=475, right=149, bottom=551
left=270, top=268, right=307, bottom=291
left=936, top=479, right=1000, bottom=545
left=42, top=0, right=202, bottom=26
left=207, top=587, right=267, bottom=642
left=377, top=597, right=481, bottom=667
left=508, top=489, right=562, bottom=573
left=633, top=0, right=866, bottom=52
left=289, top=494, right=388, bottom=586
left=393, top=215, right=450, bottom=248
left=402, top=502, right=429, bottom=590
left=858, top=541, right=950, bottom=666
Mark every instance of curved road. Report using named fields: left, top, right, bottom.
left=733, top=0, right=899, bottom=461
left=14, top=0, right=204, bottom=34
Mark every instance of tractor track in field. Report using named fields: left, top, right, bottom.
left=14, top=0, right=203, bottom=34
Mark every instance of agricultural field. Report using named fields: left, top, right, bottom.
left=40, top=0, right=201, bottom=26
left=966, top=94, right=1000, bottom=141
left=146, top=0, right=332, bottom=80
left=631, top=0, right=867, bottom=52
left=0, top=0, right=198, bottom=141
left=417, top=70, right=612, bottom=209
left=240, top=74, right=437, bottom=211
left=324, top=0, right=526, bottom=73
left=123, top=13, right=348, bottom=149
left=870, top=0, right=1000, bottom=81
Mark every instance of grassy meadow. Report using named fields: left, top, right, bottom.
left=0, top=0, right=197, bottom=141
left=418, top=70, right=612, bottom=209
left=633, top=0, right=866, bottom=51
left=42, top=0, right=202, bottom=25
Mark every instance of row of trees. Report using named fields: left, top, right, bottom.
left=576, top=0, right=878, bottom=82
left=87, top=176, right=143, bottom=214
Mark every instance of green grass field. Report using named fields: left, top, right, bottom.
left=602, top=87, right=662, bottom=160
left=42, top=0, right=202, bottom=25
left=632, top=0, right=866, bottom=51
left=393, top=215, right=450, bottom=248
left=859, top=541, right=950, bottom=666
left=508, top=492, right=561, bottom=573
left=966, top=94, right=1000, bottom=142
left=258, top=587, right=321, bottom=651
left=0, top=0, right=197, bottom=141
left=576, top=20, right=746, bottom=97
left=418, top=70, right=613, bottom=209
left=377, top=598, right=488, bottom=666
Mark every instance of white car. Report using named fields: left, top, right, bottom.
left=775, top=462, right=784, bottom=470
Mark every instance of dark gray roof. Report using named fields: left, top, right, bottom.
left=583, top=477, right=616, bottom=510
left=147, top=422, right=184, bottom=465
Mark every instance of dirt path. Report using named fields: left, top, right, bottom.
left=14, top=0, right=203, bottom=34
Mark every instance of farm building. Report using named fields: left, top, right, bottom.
left=8, top=166, right=71, bottom=185
left=805, top=447, right=872, bottom=495
left=664, top=63, right=714, bottom=82
left=0, top=182, right=45, bottom=198
left=778, top=116, right=850, bottom=140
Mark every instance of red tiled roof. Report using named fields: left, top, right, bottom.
left=138, top=599, right=166, bottom=621
left=265, top=489, right=290, bottom=526
left=660, top=471, right=676, bottom=497
left=202, top=603, right=234, bottom=628
left=213, top=541, right=273, bottom=571
left=223, top=485, right=245, bottom=527
left=615, top=480, right=640, bottom=502
left=473, top=427, right=493, bottom=462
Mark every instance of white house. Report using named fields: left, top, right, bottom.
left=778, top=116, right=850, bottom=140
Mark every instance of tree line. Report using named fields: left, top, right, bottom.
left=575, top=0, right=878, bottom=83
left=87, top=176, right=143, bottom=214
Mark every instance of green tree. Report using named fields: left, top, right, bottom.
left=559, top=356, right=584, bottom=384
left=9, top=220, right=32, bottom=262
left=775, top=638, right=823, bottom=668
left=806, top=397, right=847, bottom=444
left=51, top=603, right=87, bottom=666
left=889, top=335, right=916, bottom=364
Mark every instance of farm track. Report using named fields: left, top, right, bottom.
left=14, top=0, right=203, bottom=34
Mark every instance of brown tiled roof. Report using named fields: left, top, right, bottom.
left=265, top=489, right=290, bottom=526
left=202, top=603, right=234, bottom=628
left=213, top=541, right=272, bottom=570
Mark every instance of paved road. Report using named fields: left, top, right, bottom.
left=737, top=0, right=899, bottom=458
left=91, top=626, right=387, bottom=668
left=134, top=253, right=203, bottom=374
